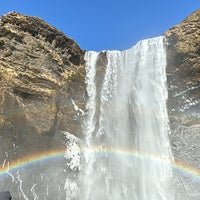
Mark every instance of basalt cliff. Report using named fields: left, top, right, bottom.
left=0, top=10, right=199, bottom=172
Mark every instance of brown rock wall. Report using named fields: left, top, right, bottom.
left=165, top=9, right=200, bottom=116
left=0, top=12, right=86, bottom=161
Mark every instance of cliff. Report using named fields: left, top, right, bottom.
left=0, top=12, right=86, bottom=161
left=165, top=9, right=200, bottom=178
left=166, top=9, right=200, bottom=116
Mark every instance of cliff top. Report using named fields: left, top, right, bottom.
left=165, top=9, right=200, bottom=53
left=0, top=12, right=85, bottom=65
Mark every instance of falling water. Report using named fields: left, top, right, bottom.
left=81, top=36, right=174, bottom=200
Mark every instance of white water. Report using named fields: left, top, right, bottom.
left=81, top=36, right=174, bottom=200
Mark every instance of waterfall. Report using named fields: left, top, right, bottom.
left=81, top=36, right=174, bottom=200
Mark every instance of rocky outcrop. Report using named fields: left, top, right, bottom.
left=165, top=9, right=200, bottom=121
left=165, top=10, right=200, bottom=129
left=0, top=12, right=86, bottom=161
left=165, top=9, right=200, bottom=190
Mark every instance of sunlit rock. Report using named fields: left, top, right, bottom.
left=0, top=12, right=86, bottom=162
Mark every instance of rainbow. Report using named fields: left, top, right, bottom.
left=83, top=147, right=200, bottom=180
left=0, top=149, right=65, bottom=175
left=0, top=147, right=200, bottom=181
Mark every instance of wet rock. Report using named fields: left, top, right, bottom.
left=0, top=191, right=12, bottom=200
left=165, top=9, right=200, bottom=116
left=165, top=9, right=200, bottom=189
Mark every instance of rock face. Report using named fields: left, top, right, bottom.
left=165, top=9, right=200, bottom=184
left=165, top=9, right=200, bottom=117
left=0, top=12, right=86, bottom=161
left=165, top=10, right=200, bottom=130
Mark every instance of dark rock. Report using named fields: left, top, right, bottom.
left=0, top=191, right=12, bottom=200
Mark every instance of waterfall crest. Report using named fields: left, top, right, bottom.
left=81, top=36, right=174, bottom=200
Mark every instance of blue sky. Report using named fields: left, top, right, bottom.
left=0, top=1, right=199, bottom=51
